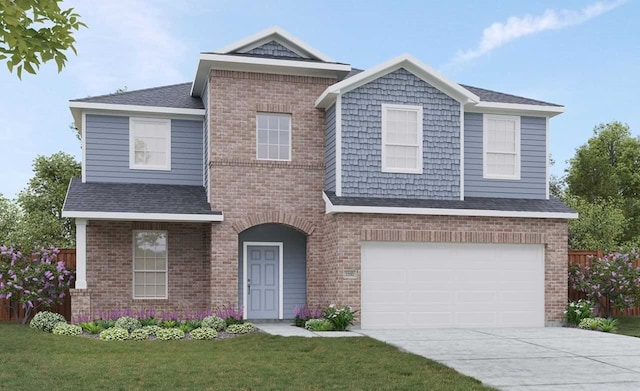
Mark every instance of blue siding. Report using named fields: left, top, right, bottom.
left=238, top=224, right=307, bottom=319
left=464, top=113, right=546, bottom=199
left=85, top=114, right=203, bottom=185
left=325, top=104, right=336, bottom=192
left=244, top=41, right=303, bottom=59
left=341, top=68, right=460, bottom=200
left=202, top=81, right=209, bottom=190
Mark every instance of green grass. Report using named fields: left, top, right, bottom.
left=0, top=324, right=493, bottom=390
left=615, top=316, right=640, bottom=337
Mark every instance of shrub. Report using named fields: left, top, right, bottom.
left=30, top=311, right=67, bottom=333
left=140, top=325, right=161, bottom=336
left=156, top=328, right=185, bottom=341
left=226, top=323, right=255, bottom=334
left=578, top=317, right=600, bottom=330
left=130, top=328, right=151, bottom=341
left=304, top=318, right=333, bottom=331
left=217, top=305, right=244, bottom=326
left=569, top=251, right=640, bottom=317
left=79, top=321, right=104, bottom=334
left=114, top=316, right=141, bottom=333
left=565, top=300, right=594, bottom=325
left=598, top=318, right=618, bottom=332
left=323, top=305, right=356, bottom=331
left=202, top=316, right=226, bottom=331
left=95, top=319, right=116, bottom=329
left=139, top=317, right=159, bottom=327
left=0, top=247, right=74, bottom=324
left=52, top=322, right=82, bottom=336
left=160, top=320, right=179, bottom=328
left=294, top=304, right=323, bottom=328
left=190, top=327, right=217, bottom=340
left=99, top=327, right=129, bottom=341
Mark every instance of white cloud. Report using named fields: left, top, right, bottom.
left=451, top=0, right=627, bottom=64
left=65, top=0, right=192, bottom=94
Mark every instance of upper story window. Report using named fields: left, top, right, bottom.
left=133, top=231, right=168, bottom=299
left=256, top=113, right=291, bottom=161
left=381, top=104, right=423, bottom=174
left=129, top=117, right=171, bottom=170
left=483, top=114, right=521, bottom=180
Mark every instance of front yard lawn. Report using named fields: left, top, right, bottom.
left=615, top=316, right=640, bottom=337
left=0, top=324, right=492, bottom=390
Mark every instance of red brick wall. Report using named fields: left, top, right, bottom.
left=73, top=221, right=210, bottom=317
left=207, top=70, right=335, bottom=308
left=322, top=214, right=569, bottom=324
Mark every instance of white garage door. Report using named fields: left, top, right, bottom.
left=361, top=242, right=544, bottom=329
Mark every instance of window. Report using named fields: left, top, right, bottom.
left=483, top=114, right=521, bottom=180
left=133, top=231, right=168, bottom=299
left=256, top=113, right=291, bottom=161
left=381, top=104, right=423, bottom=174
left=129, top=118, right=171, bottom=170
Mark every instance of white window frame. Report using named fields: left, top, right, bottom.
left=129, top=117, right=171, bottom=171
left=483, top=114, right=521, bottom=180
left=381, top=103, right=424, bottom=174
left=256, top=113, right=292, bottom=161
left=132, top=230, right=168, bottom=300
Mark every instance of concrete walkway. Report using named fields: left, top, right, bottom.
left=257, top=323, right=362, bottom=337
left=361, top=327, right=640, bottom=390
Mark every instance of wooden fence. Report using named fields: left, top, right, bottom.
left=568, top=249, right=640, bottom=316
left=0, top=248, right=76, bottom=322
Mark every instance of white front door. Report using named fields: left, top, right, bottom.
left=361, top=242, right=544, bottom=329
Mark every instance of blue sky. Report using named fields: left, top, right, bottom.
left=0, top=0, right=637, bottom=199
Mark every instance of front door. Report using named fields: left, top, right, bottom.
left=246, top=245, right=280, bottom=319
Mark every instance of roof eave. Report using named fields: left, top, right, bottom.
left=61, top=210, right=224, bottom=223
left=466, top=102, right=565, bottom=118
left=68, top=101, right=206, bottom=117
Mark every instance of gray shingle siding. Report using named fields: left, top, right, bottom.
left=244, top=41, right=303, bottom=59
left=325, top=104, right=336, bottom=192
left=341, top=68, right=460, bottom=200
left=85, top=114, right=203, bottom=186
left=238, top=224, right=306, bottom=319
left=464, top=113, right=546, bottom=199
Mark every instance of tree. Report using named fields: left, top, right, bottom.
left=0, top=0, right=86, bottom=78
left=565, top=196, right=626, bottom=251
left=0, top=194, right=21, bottom=244
left=566, top=122, right=640, bottom=242
left=0, top=246, right=74, bottom=324
left=15, top=152, right=80, bottom=248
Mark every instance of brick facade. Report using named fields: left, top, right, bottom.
left=321, top=213, right=568, bottom=324
left=207, top=70, right=334, bottom=309
left=71, top=221, right=210, bottom=317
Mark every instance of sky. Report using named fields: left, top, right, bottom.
left=0, top=0, right=638, bottom=199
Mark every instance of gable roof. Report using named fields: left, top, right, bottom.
left=62, top=178, right=222, bottom=222
left=315, top=54, right=481, bottom=108
left=70, top=83, right=203, bottom=109
left=217, top=26, right=335, bottom=62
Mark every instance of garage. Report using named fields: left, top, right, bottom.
left=360, top=242, right=545, bottom=329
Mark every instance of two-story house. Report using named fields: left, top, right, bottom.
left=63, top=27, right=576, bottom=329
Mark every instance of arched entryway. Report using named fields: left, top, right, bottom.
left=238, top=223, right=307, bottom=320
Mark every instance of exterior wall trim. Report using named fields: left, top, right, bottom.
left=232, top=212, right=315, bottom=235
left=62, top=211, right=223, bottom=222
left=242, top=241, right=284, bottom=320
left=70, top=102, right=205, bottom=116
left=75, top=219, right=87, bottom=289
left=459, top=103, right=465, bottom=200
left=546, top=116, right=550, bottom=200
left=335, top=95, right=343, bottom=196
left=323, top=192, right=578, bottom=219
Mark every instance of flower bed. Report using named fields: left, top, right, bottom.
left=294, top=304, right=356, bottom=331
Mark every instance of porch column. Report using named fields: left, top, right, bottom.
left=75, top=218, right=87, bottom=289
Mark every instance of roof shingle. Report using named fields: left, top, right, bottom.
left=70, top=83, right=203, bottom=110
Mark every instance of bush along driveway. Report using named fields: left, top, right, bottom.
left=362, top=327, right=640, bottom=390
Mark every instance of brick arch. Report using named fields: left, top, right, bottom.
left=231, top=211, right=315, bottom=235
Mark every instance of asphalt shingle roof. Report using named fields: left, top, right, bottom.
left=70, top=83, right=204, bottom=110
left=460, top=84, right=562, bottom=107
left=63, top=178, right=220, bottom=215
left=325, top=192, right=575, bottom=214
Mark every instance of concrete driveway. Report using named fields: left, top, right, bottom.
left=361, top=327, right=640, bottom=390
